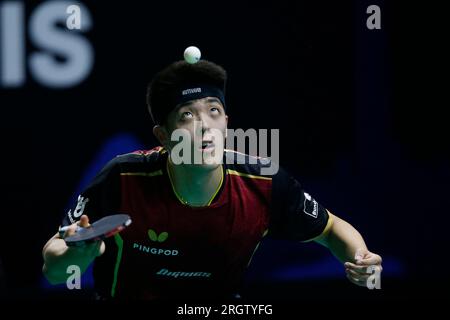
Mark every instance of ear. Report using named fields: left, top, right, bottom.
left=225, top=115, right=229, bottom=138
left=153, top=125, right=169, bottom=146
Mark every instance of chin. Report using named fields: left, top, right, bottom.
left=191, top=161, right=221, bottom=171
left=189, top=147, right=224, bottom=169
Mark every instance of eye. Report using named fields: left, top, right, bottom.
left=210, top=107, right=220, bottom=114
left=180, top=111, right=193, bottom=120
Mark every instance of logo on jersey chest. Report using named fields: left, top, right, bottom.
left=132, top=243, right=178, bottom=256
left=131, top=228, right=177, bottom=256
left=148, top=229, right=169, bottom=242
left=155, top=268, right=211, bottom=278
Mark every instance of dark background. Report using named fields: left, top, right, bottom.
left=0, top=0, right=448, bottom=303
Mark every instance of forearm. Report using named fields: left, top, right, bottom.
left=314, top=212, right=382, bottom=287
left=316, top=213, right=367, bottom=263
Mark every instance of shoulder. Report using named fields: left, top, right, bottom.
left=224, top=149, right=273, bottom=180
left=104, top=146, right=167, bottom=174
left=115, top=146, right=167, bottom=163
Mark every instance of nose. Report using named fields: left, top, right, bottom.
left=198, top=114, right=211, bottom=135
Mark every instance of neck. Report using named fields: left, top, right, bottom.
left=167, top=158, right=223, bottom=207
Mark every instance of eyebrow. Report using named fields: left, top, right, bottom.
left=205, top=97, right=222, bottom=104
left=177, top=97, right=222, bottom=109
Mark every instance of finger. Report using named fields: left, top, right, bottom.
left=97, top=241, right=105, bottom=256
left=62, top=224, right=79, bottom=237
left=79, top=215, right=91, bottom=228
left=346, top=268, right=370, bottom=281
left=346, top=262, right=383, bottom=277
left=367, top=264, right=383, bottom=274
left=354, top=248, right=367, bottom=261
left=356, top=254, right=382, bottom=266
left=344, top=262, right=370, bottom=274
left=60, top=216, right=89, bottom=238
left=346, top=273, right=367, bottom=287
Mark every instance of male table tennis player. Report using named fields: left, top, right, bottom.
left=42, top=60, right=382, bottom=300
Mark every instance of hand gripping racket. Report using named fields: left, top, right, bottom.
left=61, top=214, right=132, bottom=247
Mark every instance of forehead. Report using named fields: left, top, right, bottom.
left=176, top=97, right=223, bottom=110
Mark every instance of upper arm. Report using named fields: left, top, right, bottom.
left=61, top=158, right=121, bottom=227
left=268, top=167, right=332, bottom=242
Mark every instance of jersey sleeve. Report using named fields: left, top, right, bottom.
left=269, top=167, right=332, bottom=242
left=61, top=158, right=121, bottom=227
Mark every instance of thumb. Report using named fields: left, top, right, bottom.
left=354, top=248, right=367, bottom=262
left=79, top=215, right=91, bottom=228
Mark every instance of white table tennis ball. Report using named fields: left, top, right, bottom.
left=184, top=46, right=201, bottom=64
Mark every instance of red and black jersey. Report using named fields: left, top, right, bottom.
left=62, top=147, right=331, bottom=300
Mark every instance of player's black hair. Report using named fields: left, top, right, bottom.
left=147, top=60, right=227, bottom=126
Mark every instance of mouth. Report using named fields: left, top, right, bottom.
left=200, top=141, right=215, bottom=151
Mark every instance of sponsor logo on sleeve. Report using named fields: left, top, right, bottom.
left=67, top=195, right=89, bottom=223
left=303, top=192, right=319, bottom=218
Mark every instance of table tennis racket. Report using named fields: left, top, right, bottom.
left=61, top=214, right=132, bottom=247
